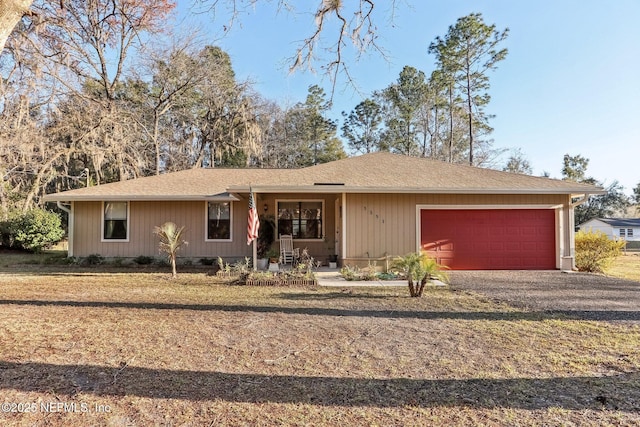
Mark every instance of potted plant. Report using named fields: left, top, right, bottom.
left=256, top=257, right=268, bottom=270
left=328, top=253, right=338, bottom=269
left=265, top=246, right=280, bottom=271
left=324, top=239, right=338, bottom=268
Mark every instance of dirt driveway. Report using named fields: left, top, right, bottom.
left=449, top=271, right=640, bottom=321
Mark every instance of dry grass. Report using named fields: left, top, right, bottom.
left=606, top=253, right=640, bottom=282
left=0, top=254, right=639, bottom=426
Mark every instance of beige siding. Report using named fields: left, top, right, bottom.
left=72, top=193, right=573, bottom=267
left=73, top=194, right=340, bottom=261
left=73, top=200, right=251, bottom=258
left=343, top=193, right=571, bottom=264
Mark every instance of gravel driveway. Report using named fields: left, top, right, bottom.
left=449, top=271, right=640, bottom=321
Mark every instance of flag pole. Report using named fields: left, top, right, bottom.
left=247, top=186, right=260, bottom=271
left=252, top=230, right=258, bottom=271
left=249, top=188, right=260, bottom=271
left=252, top=189, right=258, bottom=270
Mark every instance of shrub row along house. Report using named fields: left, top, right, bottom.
left=44, top=152, right=603, bottom=270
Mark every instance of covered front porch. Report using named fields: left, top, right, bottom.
left=249, top=191, right=344, bottom=268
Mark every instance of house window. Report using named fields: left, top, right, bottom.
left=277, top=200, right=323, bottom=239
left=620, top=228, right=626, bottom=238
left=628, top=229, right=634, bottom=238
left=103, top=201, right=128, bottom=240
left=207, top=202, right=232, bottom=240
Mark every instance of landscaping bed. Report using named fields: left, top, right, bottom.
left=244, top=272, right=317, bottom=286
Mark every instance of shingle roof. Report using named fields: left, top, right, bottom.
left=276, top=152, right=602, bottom=193
left=43, top=152, right=604, bottom=202
left=591, top=218, right=640, bottom=227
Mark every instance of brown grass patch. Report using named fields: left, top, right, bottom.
left=607, top=253, right=640, bottom=282
left=0, top=256, right=639, bottom=426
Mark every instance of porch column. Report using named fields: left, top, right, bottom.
left=341, top=192, right=347, bottom=263
left=560, top=202, right=575, bottom=271
left=252, top=192, right=258, bottom=270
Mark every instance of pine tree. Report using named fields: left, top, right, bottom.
left=279, top=85, right=345, bottom=167
left=429, top=13, right=508, bottom=165
left=341, top=99, right=383, bottom=154
left=380, top=66, right=429, bottom=156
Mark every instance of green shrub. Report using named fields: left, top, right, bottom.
left=133, top=255, right=154, bottom=265
left=391, top=252, right=448, bottom=297
left=154, top=258, right=170, bottom=267
left=340, top=265, right=359, bottom=281
left=0, top=218, right=13, bottom=247
left=339, top=263, right=378, bottom=281
left=376, top=272, right=400, bottom=280
left=575, top=230, right=625, bottom=273
left=82, top=254, right=104, bottom=266
left=56, top=256, right=78, bottom=265
left=0, top=209, right=65, bottom=253
left=43, top=253, right=74, bottom=265
left=199, top=257, right=215, bottom=266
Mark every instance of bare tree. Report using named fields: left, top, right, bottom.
left=254, top=98, right=290, bottom=167
left=0, top=21, right=61, bottom=212
left=194, top=0, right=396, bottom=94
left=128, top=38, right=207, bottom=175
left=3, top=1, right=399, bottom=94
left=0, top=0, right=33, bottom=52
left=503, top=148, right=533, bottom=175
left=0, top=0, right=178, bottom=214
left=169, top=45, right=261, bottom=169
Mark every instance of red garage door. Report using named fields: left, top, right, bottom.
left=420, top=209, right=556, bottom=270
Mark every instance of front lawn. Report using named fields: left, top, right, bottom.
left=0, top=257, right=639, bottom=426
left=606, top=253, right=640, bottom=282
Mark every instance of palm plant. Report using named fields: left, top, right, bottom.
left=154, top=222, right=188, bottom=278
left=391, top=252, right=448, bottom=297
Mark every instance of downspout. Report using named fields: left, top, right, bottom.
left=56, top=201, right=74, bottom=257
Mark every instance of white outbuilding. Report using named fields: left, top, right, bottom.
left=578, top=218, right=640, bottom=242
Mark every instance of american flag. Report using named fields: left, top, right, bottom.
left=247, top=190, right=259, bottom=245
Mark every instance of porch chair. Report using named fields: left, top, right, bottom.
left=279, top=234, right=300, bottom=266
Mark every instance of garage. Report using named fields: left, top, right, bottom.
left=420, top=208, right=556, bottom=270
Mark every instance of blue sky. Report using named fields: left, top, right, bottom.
left=178, top=1, right=639, bottom=195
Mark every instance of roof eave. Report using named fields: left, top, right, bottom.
left=229, top=185, right=605, bottom=195
left=43, top=194, right=241, bottom=202
left=43, top=185, right=605, bottom=201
